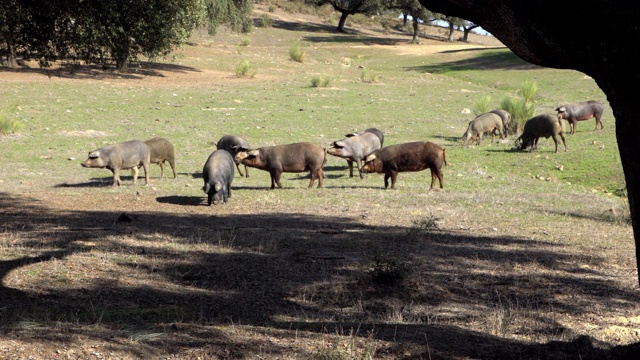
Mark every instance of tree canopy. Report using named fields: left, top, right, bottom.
left=1, top=0, right=253, bottom=70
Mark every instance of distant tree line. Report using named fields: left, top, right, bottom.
left=1, top=0, right=478, bottom=70
left=0, top=0, right=252, bottom=70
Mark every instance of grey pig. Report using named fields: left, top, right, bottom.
left=462, top=112, right=505, bottom=145
left=216, top=135, right=250, bottom=177
left=555, top=100, right=604, bottom=134
left=144, top=137, right=176, bottom=179
left=328, top=132, right=381, bottom=178
left=203, top=149, right=235, bottom=205
left=81, top=140, right=150, bottom=187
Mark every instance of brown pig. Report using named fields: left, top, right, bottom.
left=81, top=140, right=150, bottom=187
left=234, top=142, right=326, bottom=189
left=144, top=137, right=176, bottom=179
left=360, top=141, right=446, bottom=190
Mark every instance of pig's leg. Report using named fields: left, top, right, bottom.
left=131, top=166, right=139, bottom=184
left=390, top=171, right=398, bottom=189
left=159, top=161, right=165, bottom=179
left=317, top=169, right=324, bottom=188
left=384, top=174, right=390, bottom=189
left=347, top=159, right=354, bottom=178
left=112, top=169, right=121, bottom=187
left=235, top=163, right=245, bottom=177
left=355, top=158, right=365, bottom=179
left=308, top=171, right=316, bottom=188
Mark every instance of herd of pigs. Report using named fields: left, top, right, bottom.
left=80, top=100, right=604, bottom=205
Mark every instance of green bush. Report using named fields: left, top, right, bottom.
left=367, top=252, right=411, bottom=287
left=310, top=75, right=331, bottom=88
left=474, top=95, right=492, bottom=116
left=235, top=59, right=256, bottom=78
left=238, top=38, right=251, bottom=47
left=261, top=14, right=273, bottom=28
left=289, top=42, right=305, bottom=63
left=0, top=112, right=22, bottom=135
left=499, top=80, right=538, bottom=134
left=360, top=68, right=380, bottom=83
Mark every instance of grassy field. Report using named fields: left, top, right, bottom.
left=0, top=6, right=638, bottom=359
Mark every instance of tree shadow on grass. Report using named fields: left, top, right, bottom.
left=404, top=49, right=542, bottom=73
left=0, top=61, right=201, bottom=80
left=1, top=191, right=638, bottom=359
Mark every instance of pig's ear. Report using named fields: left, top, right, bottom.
left=88, top=151, right=100, bottom=159
left=333, top=141, right=345, bottom=148
left=238, top=146, right=250, bottom=152
left=247, top=149, right=259, bottom=157
left=555, top=106, right=565, bottom=112
left=364, top=154, right=376, bottom=163
left=345, top=133, right=357, bottom=137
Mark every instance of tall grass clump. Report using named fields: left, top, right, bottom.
left=0, top=112, right=22, bottom=135
left=238, top=38, right=251, bottom=47
left=500, top=80, right=537, bottom=133
left=360, top=68, right=380, bottom=83
left=261, top=14, right=273, bottom=28
left=474, top=95, right=492, bottom=116
left=310, top=75, right=331, bottom=88
left=289, top=42, right=306, bottom=63
left=235, top=59, right=256, bottom=78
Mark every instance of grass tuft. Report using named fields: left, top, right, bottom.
left=289, top=42, right=306, bottom=63
left=235, top=59, right=256, bottom=78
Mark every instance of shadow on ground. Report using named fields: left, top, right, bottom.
left=1, top=192, right=637, bottom=359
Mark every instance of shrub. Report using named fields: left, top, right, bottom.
left=310, top=75, right=331, bottom=88
left=499, top=80, right=538, bottom=133
left=235, top=59, right=256, bottom=78
left=289, top=42, right=305, bottom=63
left=268, top=4, right=277, bottom=12
left=0, top=112, right=22, bottom=135
left=360, top=68, right=380, bottom=83
left=367, top=252, right=411, bottom=287
left=261, top=14, right=273, bottom=28
left=474, top=95, right=492, bottom=116
left=238, top=38, right=251, bottom=47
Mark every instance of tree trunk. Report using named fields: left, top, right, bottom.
left=412, top=17, right=420, bottom=42
left=403, top=13, right=408, bottom=26
left=336, top=12, right=349, bottom=33
left=447, top=23, right=455, bottom=41
left=5, top=39, right=18, bottom=68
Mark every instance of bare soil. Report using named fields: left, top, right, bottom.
left=1, top=5, right=639, bottom=360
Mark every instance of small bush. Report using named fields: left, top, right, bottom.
left=367, top=253, right=411, bottom=287
left=474, top=95, right=492, bottom=116
left=310, top=75, right=331, bottom=88
left=360, top=68, right=380, bottom=83
left=268, top=4, right=277, bottom=12
left=499, top=80, right=538, bottom=134
left=235, top=59, right=256, bottom=78
left=238, top=38, right=251, bottom=47
left=0, top=112, right=22, bottom=135
left=412, top=214, right=441, bottom=230
left=289, top=42, right=305, bottom=63
left=261, top=14, right=273, bottom=28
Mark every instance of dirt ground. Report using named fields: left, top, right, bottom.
left=1, top=5, right=640, bottom=360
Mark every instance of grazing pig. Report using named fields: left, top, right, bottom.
left=81, top=140, right=150, bottom=187
left=462, top=112, right=505, bottom=145
left=360, top=141, right=447, bottom=190
left=144, top=137, right=176, bottom=179
left=490, top=109, right=512, bottom=135
left=328, top=132, right=381, bottom=178
left=202, top=149, right=235, bottom=205
left=516, top=113, right=567, bottom=152
left=234, top=142, right=326, bottom=189
left=345, top=128, right=385, bottom=147
left=216, top=135, right=250, bottom=177
left=555, top=100, right=604, bottom=134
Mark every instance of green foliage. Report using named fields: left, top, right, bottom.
left=289, top=42, right=306, bottom=63
left=360, top=68, right=380, bottom=83
left=367, top=252, right=411, bottom=287
left=268, top=4, right=277, bottom=12
left=310, top=75, right=331, bottom=87
left=235, top=59, right=256, bottom=78
left=206, top=0, right=253, bottom=36
left=0, top=112, right=22, bottom=135
left=238, top=37, right=252, bottom=46
left=261, top=14, right=273, bottom=28
left=474, top=95, right=491, bottom=116
left=499, top=80, right=538, bottom=133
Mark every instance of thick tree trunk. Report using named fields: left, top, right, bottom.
left=403, top=13, right=408, bottom=26
left=336, top=12, right=349, bottom=33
